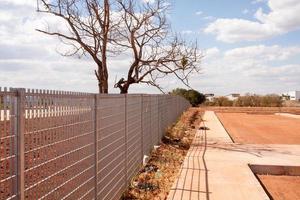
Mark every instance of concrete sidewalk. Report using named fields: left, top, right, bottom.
left=167, top=111, right=300, bottom=200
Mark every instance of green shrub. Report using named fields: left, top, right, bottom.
left=170, top=88, right=206, bottom=106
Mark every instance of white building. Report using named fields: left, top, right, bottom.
left=225, top=93, right=240, bottom=101
left=205, top=94, right=214, bottom=101
left=282, top=91, right=300, bottom=101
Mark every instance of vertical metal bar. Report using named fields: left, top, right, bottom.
left=16, top=88, right=25, bottom=200
left=94, top=94, right=98, bottom=199
left=140, top=95, right=143, bottom=161
left=149, top=96, right=152, bottom=151
left=157, top=95, right=160, bottom=142
left=124, top=94, right=128, bottom=184
left=11, top=89, right=18, bottom=199
left=9, top=88, right=15, bottom=198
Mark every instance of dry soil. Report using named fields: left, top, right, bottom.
left=216, top=113, right=300, bottom=144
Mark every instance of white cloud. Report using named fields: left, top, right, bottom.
left=224, top=45, right=300, bottom=61
left=204, top=0, right=300, bottom=43
left=143, top=0, right=155, bottom=4
left=251, top=0, right=267, bottom=4
left=181, top=30, right=194, bottom=35
left=204, top=47, right=220, bottom=60
left=203, top=16, right=215, bottom=21
left=191, top=44, right=300, bottom=95
left=242, top=9, right=249, bottom=14
left=2, top=0, right=35, bottom=6
left=204, top=18, right=280, bottom=43
left=195, top=11, right=203, bottom=15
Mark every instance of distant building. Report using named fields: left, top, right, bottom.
left=225, top=93, right=240, bottom=101
left=205, top=94, right=214, bottom=101
left=282, top=91, right=300, bottom=101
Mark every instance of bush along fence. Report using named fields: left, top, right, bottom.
left=0, top=87, right=190, bottom=200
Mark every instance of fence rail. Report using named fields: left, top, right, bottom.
left=0, top=87, right=190, bottom=200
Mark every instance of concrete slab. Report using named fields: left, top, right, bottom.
left=167, top=111, right=300, bottom=200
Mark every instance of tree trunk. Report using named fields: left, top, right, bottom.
left=98, top=81, right=103, bottom=93
left=96, top=66, right=109, bottom=94
left=120, top=88, right=128, bottom=94
left=103, top=77, right=108, bottom=93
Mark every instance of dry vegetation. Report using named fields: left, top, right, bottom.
left=205, top=94, right=283, bottom=107
left=122, top=108, right=202, bottom=200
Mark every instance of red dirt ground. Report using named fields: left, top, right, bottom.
left=216, top=113, right=300, bottom=144
left=258, top=175, right=300, bottom=200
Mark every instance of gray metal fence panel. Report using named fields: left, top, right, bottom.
left=96, top=95, right=126, bottom=200
left=142, top=95, right=152, bottom=156
left=166, top=96, right=172, bottom=126
left=0, top=87, right=190, bottom=200
left=158, top=95, right=167, bottom=139
left=150, top=96, right=159, bottom=145
left=126, top=95, right=142, bottom=183
left=0, top=88, right=18, bottom=200
left=23, top=90, right=95, bottom=200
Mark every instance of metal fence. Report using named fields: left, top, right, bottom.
left=0, top=87, right=190, bottom=200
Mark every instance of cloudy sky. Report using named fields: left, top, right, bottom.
left=0, top=0, right=300, bottom=95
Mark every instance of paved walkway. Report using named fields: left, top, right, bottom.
left=167, top=111, right=300, bottom=200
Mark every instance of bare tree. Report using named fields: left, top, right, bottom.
left=37, top=0, right=119, bottom=93
left=114, top=0, right=202, bottom=94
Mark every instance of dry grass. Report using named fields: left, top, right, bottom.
left=122, top=108, right=202, bottom=200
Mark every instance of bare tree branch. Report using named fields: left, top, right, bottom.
left=37, top=0, right=122, bottom=93
left=37, top=0, right=202, bottom=94
left=114, top=0, right=202, bottom=94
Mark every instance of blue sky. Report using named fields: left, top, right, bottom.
left=0, top=0, right=300, bottom=95
left=170, top=0, right=300, bottom=49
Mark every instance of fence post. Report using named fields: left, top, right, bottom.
left=16, top=88, right=25, bottom=200
left=124, top=94, right=128, bottom=184
left=94, top=94, right=99, bottom=199
left=157, top=95, right=160, bottom=142
left=140, top=95, right=143, bottom=161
